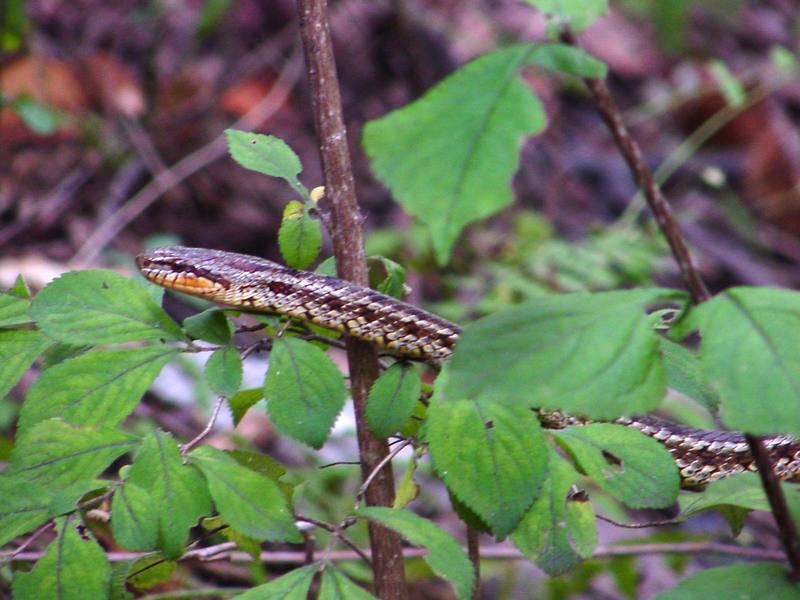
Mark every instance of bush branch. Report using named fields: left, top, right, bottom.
left=295, top=0, right=407, bottom=597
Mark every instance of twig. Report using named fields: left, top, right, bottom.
left=295, top=515, right=373, bottom=567
left=746, top=433, right=800, bottom=580
left=561, top=27, right=800, bottom=579
left=467, top=526, right=481, bottom=600
left=354, top=437, right=413, bottom=508
left=560, top=29, right=710, bottom=306
left=181, top=395, right=226, bottom=455
left=596, top=514, right=683, bottom=529
left=71, top=48, right=303, bottom=266
left=295, top=0, right=408, bottom=597
left=0, top=521, right=54, bottom=567
left=2, top=540, right=787, bottom=564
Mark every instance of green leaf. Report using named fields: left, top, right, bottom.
left=0, top=329, right=51, bottom=398
left=12, top=518, right=111, bottom=600
left=225, top=129, right=307, bottom=198
left=278, top=200, right=323, bottom=270
left=677, top=287, right=800, bottom=436
left=522, top=0, right=607, bottom=31
left=443, top=289, right=681, bottom=419
left=231, top=564, right=318, bottom=600
left=229, top=388, right=264, bottom=426
left=19, top=346, right=177, bottom=433
left=1, top=0, right=27, bottom=51
left=528, top=43, right=607, bottom=78
left=552, top=423, right=679, bottom=508
left=660, top=338, right=718, bottom=411
left=111, top=482, right=159, bottom=551
left=264, top=337, right=347, bottom=449
left=205, top=346, right=242, bottom=396
left=708, top=60, right=746, bottom=108
left=511, top=448, right=597, bottom=576
left=191, top=446, right=300, bottom=543
left=0, top=478, right=50, bottom=546
left=654, top=563, right=800, bottom=599
left=183, top=308, right=233, bottom=344
left=367, top=256, right=407, bottom=300
left=126, top=556, right=176, bottom=590
left=363, top=45, right=546, bottom=264
left=356, top=507, right=474, bottom=600
left=127, top=431, right=212, bottom=558
left=319, top=567, right=379, bottom=600
left=366, top=362, right=421, bottom=437
left=8, top=420, right=138, bottom=488
left=30, top=270, right=184, bottom=344
left=228, top=449, right=287, bottom=481
left=427, top=396, right=547, bottom=536
left=0, top=291, right=32, bottom=327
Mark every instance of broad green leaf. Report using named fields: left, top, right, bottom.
left=191, top=446, right=300, bottom=543
left=0, top=477, right=50, bottom=546
left=229, top=388, right=264, bottom=426
left=366, top=362, right=421, bottom=437
left=111, top=482, right=159, bottom=551
left=127, top=431, right=212, bottom=558
left=228, top=449, right=287, bottom=481
left=0, top=291, right=31, bottom=327
left=654, top=563, right=800, bottom=600
left=30, top=270, right=184, bottom=344
left=264, top=337, right=347, bottom=449
left=183, top=308, right=233, bottom=344
left=363, top=45, right=546, bottom=264
left=367, top=256, right=407, bottom=300
left=203, top=514, right=262, bottom=560
left=357, top=507, right=474, bottom=600
left=677, top=287, right=800, bottom=436
left=427, top=396, right=547, bottom=536
left=0, top=329, right=51, bottom=398
left=8, top=420, right=138, bottom=488
left=19, top=346, right=177, bottom=433
left=231, top=564, right=318, bottom=600
left=126, top=556, right=176, bottom=590
left=319, top=567, right=378, bottom=600
left=511, top=448, right=597, bottom=576
left=522, top=0, right=607, bottom=31
left=553, top=423, right=679, bottom=508
left=205, top=346, right=242, bottom=396
left=529, top=43, right=607, bottom=78
left=12, top=96, right=60, bottom=135
left=278, top=200, right=322, bottom=269
left=225, top=129, right=306, bottom=198
left=12, top=518, right=111, bottom=600
left=660, top=338, right=718, bottom=411
left=444, top=289, right=682, bottom=419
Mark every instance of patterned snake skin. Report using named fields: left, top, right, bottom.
left=137, top=246, right=800, bottom=488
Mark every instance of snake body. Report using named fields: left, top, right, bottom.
left=137, top=246, right=800, bottom=488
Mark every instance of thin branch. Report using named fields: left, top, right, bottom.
left=295, top=0, right=408, bottom=597
left=466, top=526, right=481, bottom=600
left=294, top=515, right=373, bottom=567
left=746, top=433, right=800, bottom=580
left=2, top=541, right=786, bottom=564
left=354, top=437, right=413, bottom=508
left=561, top=27, right=800, bottom=578
left=596, top=514, right=684, bottom=529
left=181, top=395, right=226, bottom=455
left=560, top=29, right=710, bottom=306
left=0, top=521, right=54, bottom=567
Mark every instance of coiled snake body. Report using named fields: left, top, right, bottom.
left=137, top=246, right=800, bottom=488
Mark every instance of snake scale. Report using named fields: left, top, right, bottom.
left=137, top=246, right=800, bottom=488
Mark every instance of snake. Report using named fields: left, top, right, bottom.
left=136, top=246, right=800, bottom=489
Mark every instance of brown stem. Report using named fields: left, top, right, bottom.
left=559, top=29, right=709, bottom=306
left=467, top=526, right=481, bottom=600
left=560, top=27, right=800, bottom=579
left=295, top=0, right=407, bottom=597
left=746, top=434, right=800, bottom=580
